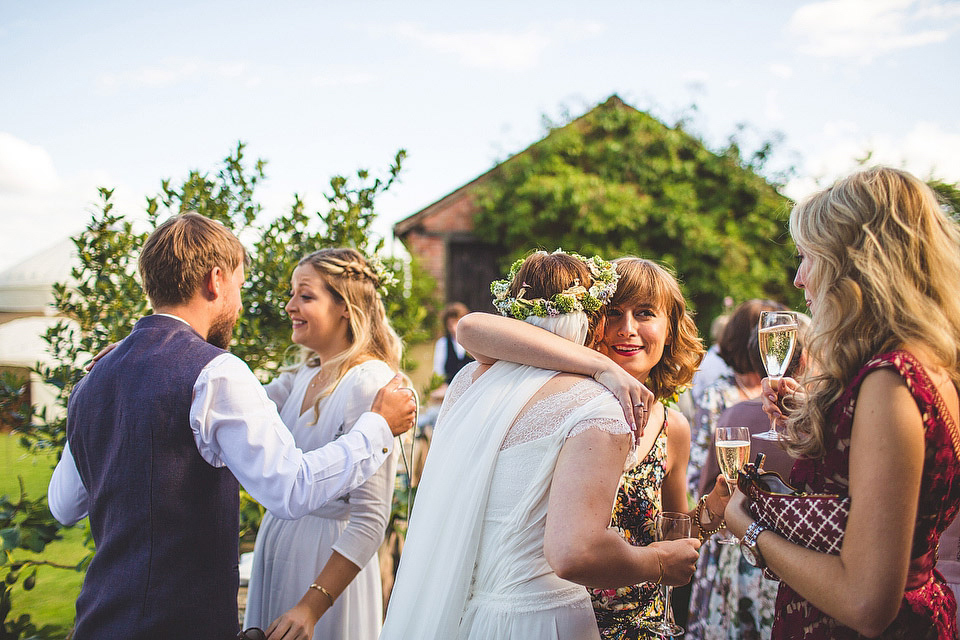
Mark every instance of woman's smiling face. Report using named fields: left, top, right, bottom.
left=284, top=264, right=351, bottom=359
left=599, top=300, right=670, bottom=384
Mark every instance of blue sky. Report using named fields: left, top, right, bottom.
left=2, top=0, right=959, bottom=271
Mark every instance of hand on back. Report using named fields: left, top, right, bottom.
left=592, top=362, right=655, bottom=440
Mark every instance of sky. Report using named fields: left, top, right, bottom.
left=2, top=0, right=959, bottom=273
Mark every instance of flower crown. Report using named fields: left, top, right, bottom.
left=366, top=254, right=400, bottom=293
left=490, top=250, right=619, bottom=320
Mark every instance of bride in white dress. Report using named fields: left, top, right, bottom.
left=244, top=248, right=402, bottom=640
left=380, top=250, right=701, bottom=639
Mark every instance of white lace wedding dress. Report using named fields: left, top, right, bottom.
left=381, top=315, right=631, bottom=639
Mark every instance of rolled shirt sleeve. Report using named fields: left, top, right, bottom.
left=191, top=353, right=394, bottom=520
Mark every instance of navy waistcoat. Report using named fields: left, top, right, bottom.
left=443, top=332, right=473, bottom=384
left=67, top=314, right=240, bottom=640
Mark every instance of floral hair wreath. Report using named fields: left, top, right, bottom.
left=366, top=254, right=400, bottom=294
left=490, top=250, right=619, bottom=320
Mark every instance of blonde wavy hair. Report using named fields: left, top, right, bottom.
left=784, top=166, right=960, bottom=458
left=293, top=248, right=403, bottom=417
left=607, top=257, right=705, bottom=401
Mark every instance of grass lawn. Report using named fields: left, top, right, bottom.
left=1, top=433, right=87, bottom=637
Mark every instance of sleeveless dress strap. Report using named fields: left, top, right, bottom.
left=857, top=350, right=960, bottom=463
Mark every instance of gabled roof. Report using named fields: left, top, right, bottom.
left=393, top=95, right=640, bottom=238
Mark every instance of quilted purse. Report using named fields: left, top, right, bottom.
left=738, top=453, right=851, bottom=580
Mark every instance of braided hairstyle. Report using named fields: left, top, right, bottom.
left=295, top=248, right=402, bottom=409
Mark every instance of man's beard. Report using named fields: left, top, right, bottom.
left=207, top=309, right=237, bottom=349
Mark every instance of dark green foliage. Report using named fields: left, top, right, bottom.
left=929, top=179, right=960, bottom=222
left=473, top=97, right=804, bottom=332
left=0, top=477, right=76, bottom=639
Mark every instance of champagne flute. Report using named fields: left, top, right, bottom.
left=648, top=512, right=691, bottom=637
left=755, top=311, right=798, bottom=441
left=714, top=426, right=750, bottom=544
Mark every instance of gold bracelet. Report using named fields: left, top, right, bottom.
left=653, top=548, right=664, bottom=585
left=697, top=494, right=725, bottom=540
left=309, top=583, right=336, bottom=608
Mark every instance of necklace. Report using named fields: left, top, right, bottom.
left=309, top=367, right=324, bottom=389
left=733, top=373, right=761, bottom=399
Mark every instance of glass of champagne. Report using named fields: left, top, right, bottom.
left=648, top=512, right=691, bottom=637
left=714, top=426, right=750, bottom=544
left=755, top=311, right=799, bottom=441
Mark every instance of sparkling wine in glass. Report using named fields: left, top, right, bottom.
left=714, top=426, right=750, bottom=545
left=648, top=512, right=691, bottom=637
left=755, top=311, right=798, bottom=441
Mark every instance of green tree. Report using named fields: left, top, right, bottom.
left=473, top=96, right=803, bottom=332
left=930, top=179, right=960, bottom=221
left=2, top=143, right=437, bottom=637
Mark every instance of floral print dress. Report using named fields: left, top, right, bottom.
left=590, top=411, right=668, bottom=639
left=686, top=378, right=778, bottom=640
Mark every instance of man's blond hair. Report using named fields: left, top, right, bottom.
left=139, top=213, right=246, bottom=308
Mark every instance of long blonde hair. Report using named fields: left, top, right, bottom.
left=294, top=248, right=402, bottom=416
left=784, top=166, right=960, bottom=458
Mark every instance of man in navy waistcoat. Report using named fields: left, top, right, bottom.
left=48, top=213, right=416, bottom=640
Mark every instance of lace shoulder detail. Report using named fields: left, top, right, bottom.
left=501, top=378, right=629, bottom=450
left=436, top=361, right=481, bottom=425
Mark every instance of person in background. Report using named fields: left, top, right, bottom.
left=687, top=313, right=808, bottom=640
left=686, top=299, right=788, bottom=498
left=243, top=248, right=402, bottom=640
left=936, top=517, right=960, bottom=602
left=677, top=299, right=732, bottom=424
left=729, top=166, right=960, bottom=638
left=697, top=315, right=809, bottom=493
left=47, top=213, right=415, bottom=640
left=432, top=302, right=472, bottom=385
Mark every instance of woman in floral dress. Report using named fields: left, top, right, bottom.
left=685, top=299, right=788, bottom=640
left=727, top=167, right=960, bottom=638
left=459, top=257, right=732, bottom=638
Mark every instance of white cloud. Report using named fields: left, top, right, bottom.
left=378, top=20, right=604, bottom=72
left=764, top=89, right=784, bottom=123
left=309, top=72, right=377, bottom=88
left=767, top=63, right=794, bottom=79
left=788, top=0, right=960, bottom=61
left=0, top=133, right=60, bottom=194
left=97, top=58, right=260, bottom=91
left=0, top=133, right=149, bottom=272
left=784, top=120, right=960, bottom=200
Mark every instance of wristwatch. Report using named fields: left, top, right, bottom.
left=740, top=521, right=771, bottom=569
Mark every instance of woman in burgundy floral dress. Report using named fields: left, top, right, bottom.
left=726, top=166, right=960, bottom=639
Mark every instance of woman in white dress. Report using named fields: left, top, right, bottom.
left=244, top=248, right=402, bottom=640
left=380, top=250, right=702, bottom=640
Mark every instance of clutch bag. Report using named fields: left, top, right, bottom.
left=738, top=453, right=850, bottom=579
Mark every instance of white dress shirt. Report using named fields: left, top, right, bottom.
left=49, top=350, right=394, bottom=525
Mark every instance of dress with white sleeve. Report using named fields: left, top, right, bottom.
left=244, top=360, right=396, bottom=640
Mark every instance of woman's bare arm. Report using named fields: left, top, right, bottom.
left=457, top=312, right=653, bottom=432
left=662, top=408, right=692, bottom=514
left=544, top=427, right=700, bottom=588
left=265, top=551, right=360, bottom=640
